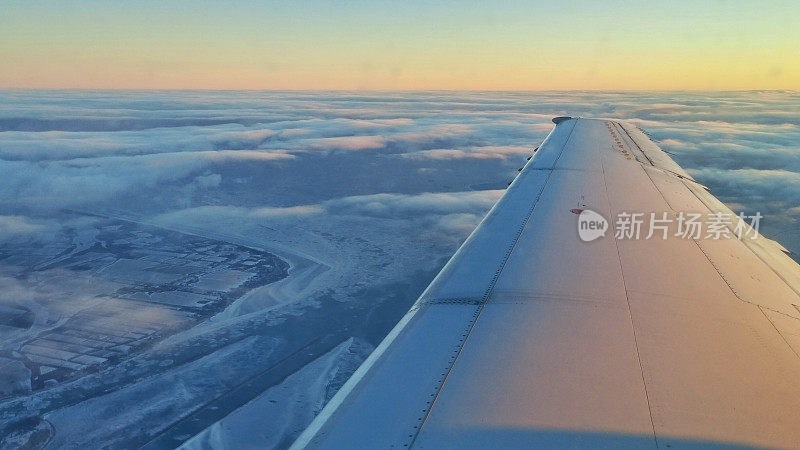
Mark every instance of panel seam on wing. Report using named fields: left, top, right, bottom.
left=612, top=120, right=707, bottom=190
left=642, top=162, right=800, bottom=356
left=601, top=135, right=660, bottom=448
left=681, top=179, right=800, bottom=302
left=406, top=118, right=579, bottom=448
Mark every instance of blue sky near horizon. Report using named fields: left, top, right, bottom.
left=1, top=0, right=798, bottom=89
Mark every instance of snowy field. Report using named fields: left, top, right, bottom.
left=0, top=90, right=798, bottom=448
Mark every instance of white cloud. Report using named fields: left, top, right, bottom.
left=191, top=150, right=295, bottom=162
left=152, top=204, right=324, bottom=228
left=402, top=145, right=531, bottom=160
left=324, top=190, right=504, bottom=218
left=434, top=213, right=484, bottom=235
left=346, top=118, right=414, bottom=128
left=1, top=90, right=799, bottom=253
left=193, top=173, right=222, bottom=188
left=0, top=215, right=51, bottom=241
left=309, top=135, right=387, bottom=150
left=390, top=124, right=473, bottom=143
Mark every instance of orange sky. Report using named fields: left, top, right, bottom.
left=2, top=1, right=799, bottom=90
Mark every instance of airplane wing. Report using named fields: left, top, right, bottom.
left=292, top=117, right=800, bottom=449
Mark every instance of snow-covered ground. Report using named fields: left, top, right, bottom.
left=181, top=337, right=373, bottom=450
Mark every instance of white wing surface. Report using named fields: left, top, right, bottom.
left=293, top=118, right=800, bottom=449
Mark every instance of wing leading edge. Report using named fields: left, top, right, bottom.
left=293, top=118, right=800, bottom=449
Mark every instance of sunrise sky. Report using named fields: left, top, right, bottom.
left=2, top=0, right=799, bottom=90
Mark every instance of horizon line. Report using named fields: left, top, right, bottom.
left=2, top=88, right=798, bottom=94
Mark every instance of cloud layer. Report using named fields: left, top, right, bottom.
left=1, top=90, right=798, bottom=253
